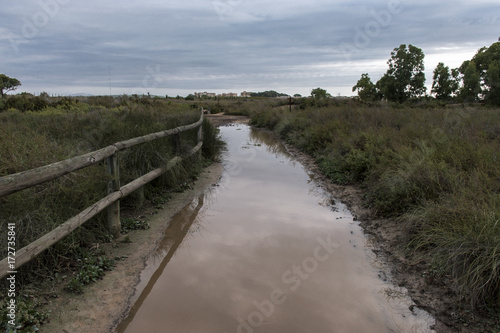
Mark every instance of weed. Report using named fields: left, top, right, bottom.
left=0, top=295, right=50, bottom=332
left=121, top=218, right=150, bottom=233
left=64, top=253, right=115, bottom=294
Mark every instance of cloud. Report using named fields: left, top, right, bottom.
left=1, top=0, right=499, bottom=96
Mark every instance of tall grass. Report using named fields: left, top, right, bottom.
left=0, top=97, right=223, bottom=284
left=251, top=102, right=500, bottom=308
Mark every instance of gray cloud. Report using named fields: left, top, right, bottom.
left=1, top=0, right=498, bottom=96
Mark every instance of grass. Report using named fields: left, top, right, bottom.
left=251, top=101, right=500, bottom=309
left=0, top=95, right=224, bottom=328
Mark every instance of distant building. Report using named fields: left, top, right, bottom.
left=240, top=91, right=253, bottom=97
left=218, top=92, right=238, bottom=98
left=194, top=92, right=216, bottom=98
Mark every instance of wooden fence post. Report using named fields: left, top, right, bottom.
left=197, top=123, right=203, bottom=143
left=197, top=122, right=203, bottom=159
left=172, top=132, right=181, bottom=155
left=107, top=153, right=121, bottom=238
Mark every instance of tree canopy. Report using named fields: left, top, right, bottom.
left=462, top=41, right=500, bottom=104
left=0, top=74, right=21, bottom=97
left=459, top=60, right=481, bottom=102
left=352, top=74, right=380, bottom=101
left=431, top=62, right=459, bottom=100
left=351, top=40, right=500, bottom=105
left=250, top=90, right=288, bottom=98
left=352, top=44, right=426, bottom=103
left=377, top=44, right=426, bottom=103
left=310, top=87, right=331, bottom=99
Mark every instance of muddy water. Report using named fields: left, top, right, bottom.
left=117, top=124, right=435, bottom=333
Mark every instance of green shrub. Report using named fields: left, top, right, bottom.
left=0, top=99, right=223, bottom=287
left=64, top=251, right=116, bottom=294
left=0, top=295, right=50, bottom=332
left=250, top=103, right=500, bottom=307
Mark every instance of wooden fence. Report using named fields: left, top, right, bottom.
left=0, top=111, right=204, bottom=279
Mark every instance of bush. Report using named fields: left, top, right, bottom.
left=0, top=99, right=223, bottom=286
left=250, top=103, right=500, bottom=307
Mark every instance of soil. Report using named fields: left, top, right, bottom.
left=34, top=114, right=496, bottom=333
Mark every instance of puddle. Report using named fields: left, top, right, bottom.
left=116, top=124, right=435, bottom=333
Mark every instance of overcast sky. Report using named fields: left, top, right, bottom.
left=1, top=0, right=499, bottom=97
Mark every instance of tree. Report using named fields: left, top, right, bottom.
left=471, top=41, right=500, bottom=104
left=311, top=87, right=331, bottom=99
left=459, top=60, right=481, bottom=102
left=431, top=62, right=460, bottom=100
left=376, top=44, right=426, bottom=103
left=250, top=90, right=288, bottom=97
left=0, top=74, right=21, bottom=98
left=457, top=41, right=500, bottom=104
left=485, top=62, right=500, bottom=104
left=352, top=73, right=381, bottom=101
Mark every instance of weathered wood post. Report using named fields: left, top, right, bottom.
left=173, top=131, right=181, bottom=155
left=197, top=115, right=203, bottom=159
left=197, top=118, right=203, bottom=143
left=106, top=153, right=121, bottom=238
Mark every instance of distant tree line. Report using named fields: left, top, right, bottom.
left=352, top=41, right=500, bottom=105
left=250, top=90, right=289, bottom=98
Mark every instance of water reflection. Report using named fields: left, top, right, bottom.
left=117, top=124, right=436, bottom=333
left=248, top=127, right=291, bottom=158
left=116, top=195, right=205, bottom=332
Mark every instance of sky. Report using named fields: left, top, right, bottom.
left=1, top=0, right=499, bottom=97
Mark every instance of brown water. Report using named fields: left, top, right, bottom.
left=117, top=124, right=436, bottom=333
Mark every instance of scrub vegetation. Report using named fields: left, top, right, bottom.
left=251, top=100, right=500, bottom=311
left=0, top=95, right=223, bottom=331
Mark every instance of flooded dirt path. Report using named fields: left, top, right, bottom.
left=116, top=124, right=436, bottom=333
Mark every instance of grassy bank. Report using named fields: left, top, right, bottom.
left=251, top=102, right=500, bottom=309
left=0, top=96, right=223, bottom=330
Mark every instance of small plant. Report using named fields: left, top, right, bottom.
left=121, top=218, right=150, bottom=233
left=121, top=235, right=132, bottom=243
left=0, top=295, right=50, bottom=332
left=64, top=253, right=115, bottom=294
left=174, top=181, right=194, bottom=193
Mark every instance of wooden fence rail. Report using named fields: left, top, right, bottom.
left=0, top=111, right=203, bottom=279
